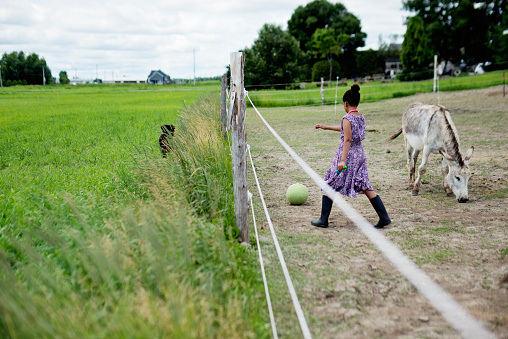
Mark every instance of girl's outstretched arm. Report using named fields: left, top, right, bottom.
left=315, top=124, right=341, bottom=131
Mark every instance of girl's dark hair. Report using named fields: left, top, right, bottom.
left=342, top=84, right=360, bottom=106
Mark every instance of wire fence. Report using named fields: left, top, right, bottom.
left=245, top=67, right=507, bottom=108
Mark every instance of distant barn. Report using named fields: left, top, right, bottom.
left=147, top=70, right=171, bottom=84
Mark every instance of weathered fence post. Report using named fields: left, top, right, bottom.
left=320, top=77, right=324, bottom=105
left=230, top=52, right=249, bottom=243
left=220, top=73, right=228, bottom=139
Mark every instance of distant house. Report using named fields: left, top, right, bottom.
left=147, top=70, right=171, bottom=84
left=384, top=44, right=403, bottom=78
left=385, top=58, right=403, bottom=78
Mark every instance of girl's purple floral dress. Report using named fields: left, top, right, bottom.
left=323, top=113, right=374, bottom=198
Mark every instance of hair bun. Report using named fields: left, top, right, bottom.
left=351, top=84, right=360, bottom=93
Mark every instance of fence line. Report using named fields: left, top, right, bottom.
left=246, top=93, right=496, bottom=339
left=247, top=145, right=312, bottom=339
left=248, top=182, right=278, bottom=339
left=247, top=77, right=504, bottom=99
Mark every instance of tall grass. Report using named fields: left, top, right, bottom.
left=0, top=93, right=268, bottom=338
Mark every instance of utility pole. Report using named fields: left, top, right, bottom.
left=43, top=66, right=45, bottom=86
left=96, top=64, right=98, bottom=84
left=193, top=48, right=196, bottom=86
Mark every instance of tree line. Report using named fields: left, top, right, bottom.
left=401, top=0, right=507, bottom=80
left=0, top=51, right=54, bottom=86
left=242, top=0, right=508, bottom=86
left=0, top=50, right=81, bottom=86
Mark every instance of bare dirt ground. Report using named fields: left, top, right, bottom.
left=246, top=86, right=507, bottom=338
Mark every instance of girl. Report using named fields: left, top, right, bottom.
left=311, top=84, right=391, bottom=229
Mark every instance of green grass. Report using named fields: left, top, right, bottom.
left=0, top=81, right=221, bottom=93
left=246, top=70, right=507, bottom=107
left=0, top=88, right=270, bottom=338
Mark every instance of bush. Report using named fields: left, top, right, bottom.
left=312, top=60, right=341, bottom=82
left=398, top=69, right=433, bottom=81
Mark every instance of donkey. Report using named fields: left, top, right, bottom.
left=389, top=103, right=474, bottom=203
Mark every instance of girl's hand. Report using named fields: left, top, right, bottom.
left=315, top=124, right=324, bottom=129
left=337, top=161, right=346, bottom=172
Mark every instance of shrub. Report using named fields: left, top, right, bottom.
left=312, top=60, right=341, bottom=82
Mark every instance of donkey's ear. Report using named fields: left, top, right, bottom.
left=464, top=146, right=474, bottom=164
left=439, top=150, right=454, bottom=161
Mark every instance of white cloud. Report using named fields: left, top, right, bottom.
left=0, top=0, right=409, bottom=80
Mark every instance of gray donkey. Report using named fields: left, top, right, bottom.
left=389, top=103, right=474, bottom=203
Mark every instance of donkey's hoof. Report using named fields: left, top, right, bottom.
left=446, top=192, right=454, bottom=197
left=412, top=190, right=419, bottom=196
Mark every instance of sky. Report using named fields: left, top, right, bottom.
left=0, top=0, right=411, bottom=81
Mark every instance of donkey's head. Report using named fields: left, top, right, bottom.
left=440, top=146, right=474, bottom=203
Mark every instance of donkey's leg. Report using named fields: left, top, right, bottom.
left=411, top=149, right=420, bottom=188
left=412, top=147, right=430, bottom=196
left=441, top=156, right=453, bottom=196
left=406, top=142, right=416, bottom=188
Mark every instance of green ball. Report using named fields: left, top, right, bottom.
left=286, top=183, right=308, bottom=205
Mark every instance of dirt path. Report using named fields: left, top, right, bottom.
left=246, top=86, right=507, bottom=338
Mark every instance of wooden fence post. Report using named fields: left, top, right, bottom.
left=230, top=52, right=249, bottom=243
left=220, top=73, right=228, bottom=139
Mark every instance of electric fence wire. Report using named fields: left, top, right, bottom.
left=248, top=147, right=279, bottom=339
left=247, top=142, right=312, bottom=339
left=246, top=92, right=496, bottom=339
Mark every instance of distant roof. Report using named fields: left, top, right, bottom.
left=148, top=70, right=169, bottom=78
left=389, top=43, right=402, bottom=51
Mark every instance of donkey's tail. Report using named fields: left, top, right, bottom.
left=388, top=127, right=403, bottom=141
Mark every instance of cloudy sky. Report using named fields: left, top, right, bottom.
left=1, top=0, right=410, bottom=81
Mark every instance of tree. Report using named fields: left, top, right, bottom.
left=59, top=71, right=70, bottom=84
left=311, top=59, right=340, bottom=82
left=400, top=16, right=433, bottom=81
left=310, top=28, right=349, bottom=82
left=0, top=51, right=52, bottom=86
left=356, top=49, right=385, bottom=78
left=287, top=0, right=366, bottom=78
left=243, top=24, right=303, bottom=87
left=403, top=0, right=507, bottom=65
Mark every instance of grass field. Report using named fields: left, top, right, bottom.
left=0, top=81, right=221, bottom=93
left=0, top=86, right=270, bottom=338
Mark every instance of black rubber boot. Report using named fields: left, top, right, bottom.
left=369, top=195, right=391, bottom=229
left=311, top=195, right=333, bottom=228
